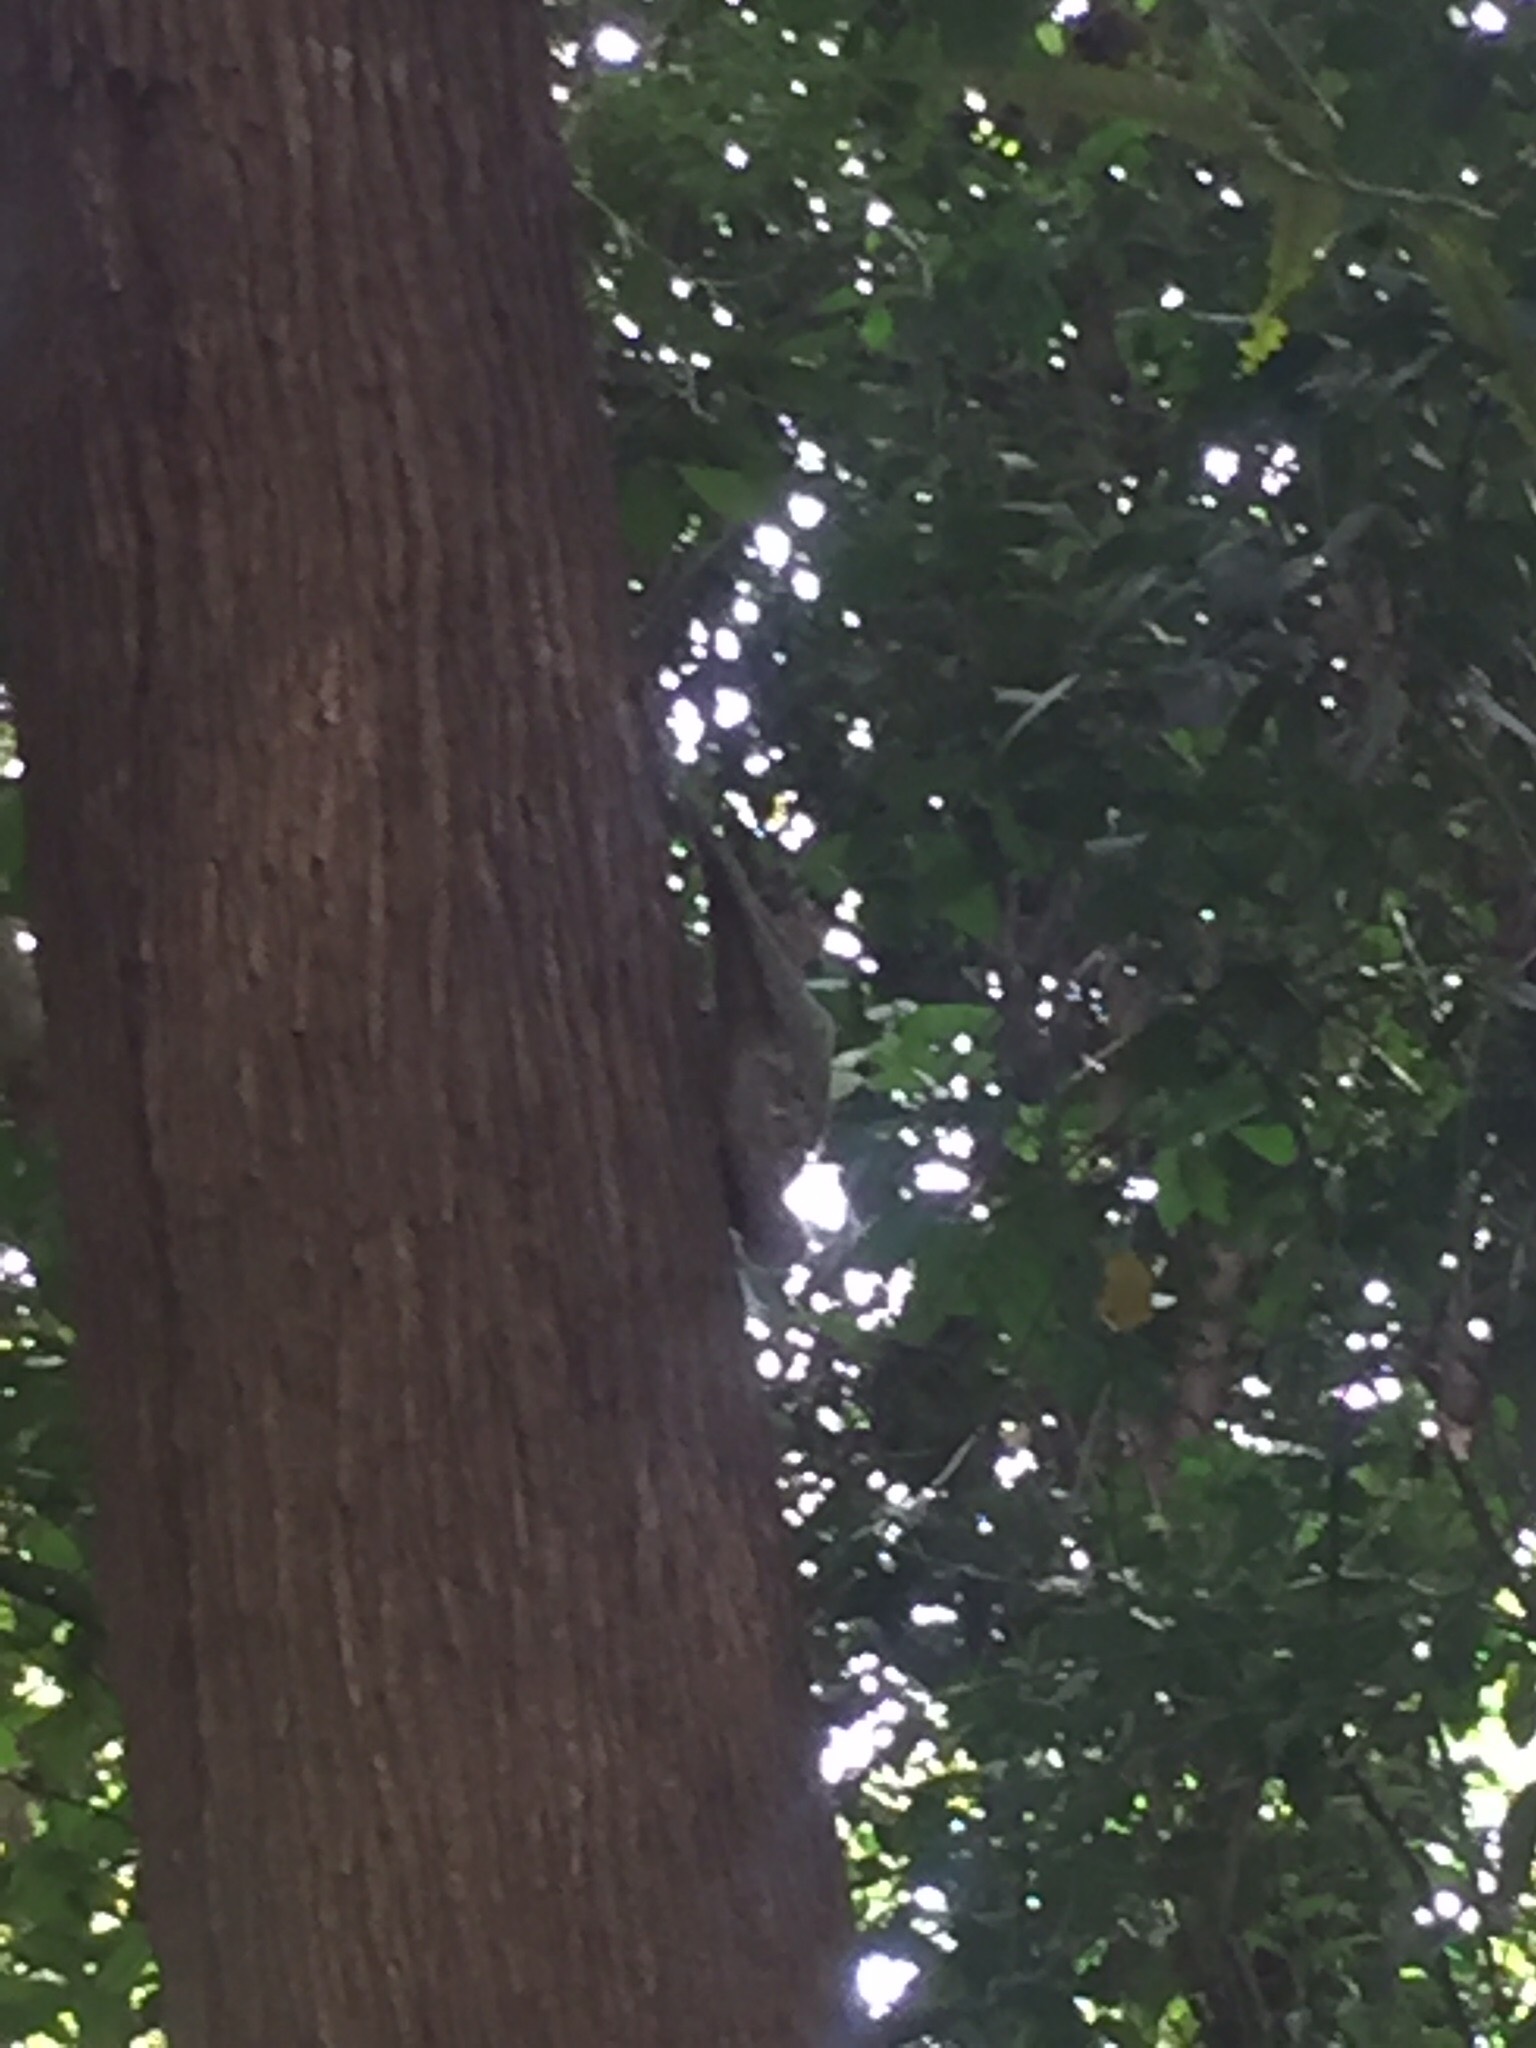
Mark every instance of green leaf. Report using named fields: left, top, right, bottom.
left=1232, top=1123, right=1298, bottom=1167
left=1154, top=1149, right=1195, bottom=1233
left=679, top=464, right=778, bottom=523
left=1184, top=1148, right=1231, bottom=1226
left=859, top=303, right=895, bottom=353
left=1239, top=309, right=1289, bottom=375
left=618, top=464, right=690, bottom=570
left=1245, top=171, right=1344, bottom=370
left=943, top=883, right=1001, bottom=943
left=91, top=1916, right=154, bottom=2000
left=0, top=1981, right=66, bottom=2037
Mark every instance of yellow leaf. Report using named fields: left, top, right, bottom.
left=1244, top=170, right=1341, bottom=371
left=1098, top=1250, right=1155, bottom=1333
left=1240, top=311, right=1289, bottom=373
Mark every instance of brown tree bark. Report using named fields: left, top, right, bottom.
left=0, top=6, right=853, bottom=2045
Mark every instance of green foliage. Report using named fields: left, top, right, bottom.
left=0, top=737, right=146, bottom=2038
left=574, top=0, right=1536, bottom=2040
left=0, top=1263, right=139, bottom=2043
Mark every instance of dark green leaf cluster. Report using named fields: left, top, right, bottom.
left=0, top=759, right=150, bottom=2042
left=584, top=1, right=1536, bottom=2039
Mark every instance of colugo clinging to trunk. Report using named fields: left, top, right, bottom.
left=679, top=797, right=835, bottom=1271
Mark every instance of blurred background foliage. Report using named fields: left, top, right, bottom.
left=568, top=0, right=1536, bottom=2041
left=5, top=0, right=1536, bottom=2040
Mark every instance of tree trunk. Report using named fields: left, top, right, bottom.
left=0, top=6, right=853, bottom=2045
